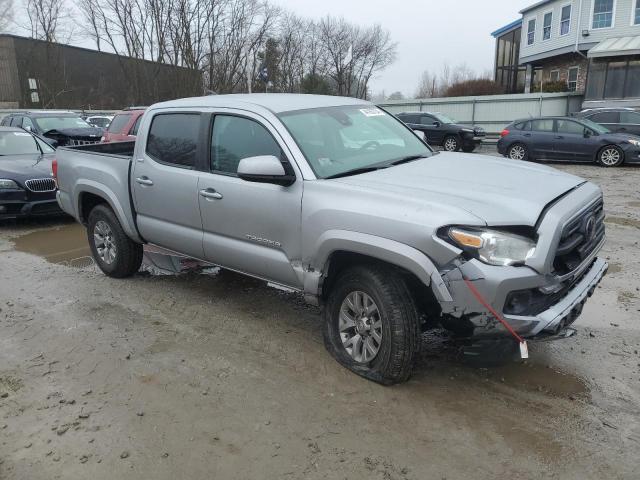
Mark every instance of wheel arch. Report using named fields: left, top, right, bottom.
left=307, top=230, right=452, bottom=307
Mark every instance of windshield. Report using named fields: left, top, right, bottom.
left=432, top=112, right=457, bottom=124
left=34, top=116, right=92, bottom=132
left=580, top=118, right=610, bottom=134
left=278, top=105, right=432, bottom=179
left=0, top=131, right=54, bottom=155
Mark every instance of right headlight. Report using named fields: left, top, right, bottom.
left=446, top=227, right=536, bottom=266
left=0, top=179, right=20, bottom=190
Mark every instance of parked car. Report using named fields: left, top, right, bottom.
left=0, top=111, right=103, bottom=147
left=573, top=108, right=640, bottom=136
left=498, top=116, right=640, bottom=167
left=86, top=115, right=114, bottom=129
left=101, top=108, right=145, bottom=143
left=55, top=94, right=607, bottom=384
left=396, top=111, right=485, bottom=152
left=0, top=126, right=62, bottom=219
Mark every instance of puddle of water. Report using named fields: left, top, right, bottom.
left=11, top=222, right=216, bottom=274
left=12, top=223, right=91, bottom=265
left=484, top=361, right=588, bottom=397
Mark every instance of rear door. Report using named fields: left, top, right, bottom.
left=198, top=111, right=303, bottom=288
left=529, top=118, right=556, bottom=159
left=619, top=111, right=640, bottom=136
left=132, top=111, right=205, bottom=259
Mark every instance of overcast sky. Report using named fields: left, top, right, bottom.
left=275, top=0, right=534, bottom=96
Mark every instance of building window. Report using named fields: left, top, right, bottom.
left=550, top=70, right=560, bottom=82
left=634, top=0, right=640, bottom=25
left=586, top=58, right=640, bottom=100
left=567, top=66, right=579, bottom=91
left=560, top=5, right=572, bottom=35
left=527, top=18, right=536, bottom=44
left=592, top=0, right=614, bottom=29
left=28, top=78, right=37, bottom=90
left=543, top=12, right=553, bottom=40
left=30, top=92, right=39, bottom=103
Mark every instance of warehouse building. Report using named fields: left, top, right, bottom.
left=0, top=34, right=202, bottom=110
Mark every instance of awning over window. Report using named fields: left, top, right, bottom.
left=588, top=36, right=640, bottom=58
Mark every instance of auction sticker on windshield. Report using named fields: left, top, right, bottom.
left=360, top=108, right=385, bottom=117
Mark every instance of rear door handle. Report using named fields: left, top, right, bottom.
left=135, top=177, right=153, bottom=186
left=524, top=133, right=532, bottom=137
left=554, top=135, right=564, bottom=139
left=199, top=188, right=223, bottom=200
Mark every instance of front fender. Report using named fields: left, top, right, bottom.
left=306, top=229, right=452, bottom=303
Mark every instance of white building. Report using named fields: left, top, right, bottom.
left=494, top=0, right=640, bottom=107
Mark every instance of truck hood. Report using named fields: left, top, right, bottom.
left=333, top=152, right=585, bottom=226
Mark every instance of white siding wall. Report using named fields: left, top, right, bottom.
left=520, top=0, right=640, bottom=61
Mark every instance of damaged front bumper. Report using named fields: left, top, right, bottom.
left=439, top=257, right=608, bottom=339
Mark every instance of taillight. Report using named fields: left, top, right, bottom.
left=100, top=136, right=106, bottom=142
left=52, top=159, right=58, bottom=181
left=500, top=129, right=510, bottom=137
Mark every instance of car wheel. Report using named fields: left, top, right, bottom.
left=507, top=143, right=528, bottom=161
left=597, top=145, right=624, bottom=167
left=461, top=145, right=476, bottom=153
left=443, top=135, right=460, bottom=152
left=87, top=204, right=143, bottom=278
left=323, top=264, right=420, bottom=385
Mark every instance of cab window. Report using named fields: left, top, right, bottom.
left=531, top=119, right=554, bottom=132
left=210, top=115, right=281, bottom=175
left=146, top=113, right=200, bottom=168
left=556, top=119, right=585, bottom=135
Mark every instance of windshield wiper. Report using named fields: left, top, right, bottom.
left=388, top=155, right=427, bottom=166
left=325, top=166, right=388, bottom=179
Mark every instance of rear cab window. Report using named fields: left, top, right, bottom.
left=146, top=113, right=200, bottom=168
left=107, top=114, right=132, bottom=133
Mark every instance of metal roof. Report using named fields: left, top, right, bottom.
left=491, top=19, right=522, bottom=38
left=152, top=94, right=370, bottom=114
left=588, top=36, right=640, bottom=58
left=519, top=0, right=554, bottom=14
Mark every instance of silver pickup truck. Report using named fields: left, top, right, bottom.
left=55, top=94, right=607, bottom=384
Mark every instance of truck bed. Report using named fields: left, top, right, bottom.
left=55, top=141, right=142, bottom=242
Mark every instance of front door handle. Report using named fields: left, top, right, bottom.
left=136, top=176, right=153, bottom=186
left=554, top=135, right=564, bottom=139
left=199, top=188, right=223, bottom=200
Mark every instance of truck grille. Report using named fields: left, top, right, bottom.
left=553, top=198, right=605, bottom=276
left=25, top=178, right=56, bottom=192
left=68, top=139, right=100, bottom=146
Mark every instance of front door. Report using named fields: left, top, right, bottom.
left=198, top=112, right=303, bottom=289
left=132, top=112, right=205, bottom=259
left=419, top=114, right=444, bottom=144
left=554, top=119, right=595, bottom=161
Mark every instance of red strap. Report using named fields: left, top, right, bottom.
left=463, top=277, right=525, bottom=344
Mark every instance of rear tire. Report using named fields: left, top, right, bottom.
left=87, top=204, right=143, bottom=278
left=597, top=145, right=624, bottom=167
left=507, top=143, right=529, bottom=161
left=443, top=135, right=460, bottom=152
left=323, top=264, right=420, bottom=385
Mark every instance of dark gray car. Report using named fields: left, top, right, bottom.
left=574, top=108, right=640, bottom=137
left=497, top=116, right=640, bottom=167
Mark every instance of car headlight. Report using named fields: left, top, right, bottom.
left=447, top=227, right=536, bottom=266
left=460, top=128, right=474, bottom=134
left=0, top=179, right=20, bottom=189
left=627, top=139, right=640, bottom=147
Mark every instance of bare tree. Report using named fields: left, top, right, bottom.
left=25, top=0, right=66, bottom=41
left=0, top=0, right=13, bottom=32
left=415, top=70, right=438, bottom=98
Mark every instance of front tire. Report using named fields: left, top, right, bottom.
left=461, top=145, right=476, bottom=153
left=323, top=265, right=420, bottom=385
left=597, top=145, right=624, bottom=167
left=507, top=143, right=529, bottom=161
left=443, top=135, right=460, bottom=152
left=87, top=204, right=143, bottom=278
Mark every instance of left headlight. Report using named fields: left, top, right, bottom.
left=627, top=139, right=640, bottom=147
left=446, top=227, right=536, bottom=266
left=0, top=179, right=20, bottom=189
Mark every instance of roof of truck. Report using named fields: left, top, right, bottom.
left=150, top=94, right=370, bottom=114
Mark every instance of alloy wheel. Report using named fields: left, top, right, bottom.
left=94, top=220, right=117, bottom=264
left=339, top=291, right=383, bottom=363
left=600, top=148, right=621, bottom=166
left=444, top=137, right=458, bottom=151
left=509, top=145, right=526, bottom=160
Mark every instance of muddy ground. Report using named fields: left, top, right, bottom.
left=1, top=159, right=639, bottom=479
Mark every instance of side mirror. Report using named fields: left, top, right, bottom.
left=237, top=155, right=295, bottom=187
left=584, top=129, right=593, bottom=138
left=413, top=129, right=426, bottom=141
left=433, top=121, right=441, bottom=128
